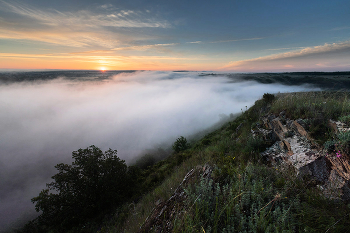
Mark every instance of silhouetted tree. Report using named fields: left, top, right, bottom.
left=172, top=136, right=190, bottom=153
left=31, top=145, right=134, bottom=232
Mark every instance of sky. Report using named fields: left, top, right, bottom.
left=0, top=0, right=350, bottom=72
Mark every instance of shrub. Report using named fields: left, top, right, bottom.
left=173, top=136, right=190, bottom=153
left=263, top=93, right=275, bottom=103
left=324, top=140, right=336, bottom=153
left=30, top=146, right=136, bottom=232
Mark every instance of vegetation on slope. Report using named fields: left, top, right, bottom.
left=21, top=91, right=350, bottom=233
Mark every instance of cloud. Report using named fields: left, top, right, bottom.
left=222, top=40, right=350, bottom=71
left=112, top=43, right=179, bottom=51
left=267, top=47, right=306, bottom=51
left=330, top=26, right=350, bottom=31
left=209, top=37, right=264, bottom=43
left=100, top=4, right=114, bottom=10
left=184, top=37, right=263, bottom=45
left=1, top=1, right=168, bottom=28
left=0, top=0, right=170, bottom=48
left=187, top=41, right=202, bottom=44
left=68, top=50, right=114, bottom=55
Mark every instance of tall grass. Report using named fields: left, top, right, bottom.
left=175, top=164, right=303, bottom=233
left=271, top=91, right=350, bottom=120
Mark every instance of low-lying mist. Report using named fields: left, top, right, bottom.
left=0, top=71, right=318, bottom=231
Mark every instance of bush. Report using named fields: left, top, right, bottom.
left=30, top=146, right=136, bottom=232
left=324, top=140, right=336, bottom=153
left=173, top=136, right=190, bottom=153
left=263, top=93, right=275, bottom=103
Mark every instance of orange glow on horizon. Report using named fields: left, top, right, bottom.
left=0, top=53, right=222, bottom=71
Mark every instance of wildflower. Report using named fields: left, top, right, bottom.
left=336, top=151, right=342, bottom=158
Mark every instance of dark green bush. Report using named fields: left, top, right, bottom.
left=173, top=136, right=190, bottom=153
left=263, top=93, right=275, bottom=103
left=30, top=146, right=136, bottom=232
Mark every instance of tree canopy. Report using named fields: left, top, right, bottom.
left=172, top=136, right=190, bottom=153
left=31, top=145, right=136, bottom=232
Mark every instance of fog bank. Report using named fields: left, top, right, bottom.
left=0, top=71, right=318, bottom=231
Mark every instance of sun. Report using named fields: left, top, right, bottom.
left=100, top=67, right=107, bottom=72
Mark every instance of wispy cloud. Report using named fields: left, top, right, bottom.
left=185, top=37, right=263, bottom=45
left=209, top=37, right=264, bottom=43
left=1, top=1, right=169, bottom=28
left=267, top=47, right=305, bottom=51
left=112, top=43, right=178, bottom=51
left=187, top=41, right=202, bottom=44
left=0, top=0, right=170, bottom=48
left=330, top=26, right=350, bottom=31
left=69, top=50, right=114, bottom=55
left=222, top=41, right=350, bottom=71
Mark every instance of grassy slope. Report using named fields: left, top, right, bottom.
left=101, top=91, right=350, bottom=233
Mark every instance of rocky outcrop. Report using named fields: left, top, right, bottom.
left=139, top=165, right=213, bottom=233
left=329, top=119, right=350, bottom=133
left=259, top=113, right=350, bottom=202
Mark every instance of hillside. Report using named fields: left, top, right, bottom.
left=21, top=91, right=350, bottom=233
left=113, top=91, right=350, bottom=233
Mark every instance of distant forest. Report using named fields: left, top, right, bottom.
left=202, top=71, right=350, bottom=90
left=1, top=70, right=350, bottom=90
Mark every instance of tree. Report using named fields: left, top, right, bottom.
left=31, top=145, right=134, bottom=232
left=263, top=93, right=275, bottom=103
left=172, top=136, right=190, bottom=153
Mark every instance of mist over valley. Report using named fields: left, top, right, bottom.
left=1, top=70, right=346, bottom=231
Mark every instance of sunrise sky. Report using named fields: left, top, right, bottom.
left=0, top=0, right=349, bottom=72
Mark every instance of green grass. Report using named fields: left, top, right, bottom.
left=99, top=91, right=350, bottom=232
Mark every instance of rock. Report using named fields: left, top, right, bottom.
left=292, top=121, right=308, bottom=138
left=341, top=181, right=350, bottom=202
left=329, top=119, right=350, bottom=133
left=281, top=140, right=293, bottom=155
left=287, top=135, right=317, bottom=169
left=295, top=119, right=308, bottom=129
left=329, top=119, right=339, bottom=133
left=261, top=114, right=290, bottom=142
left=139, top=165, right=213, bottom=233
left=259, top=114, right=350, bottom=203
left=202, top=164, right=213, bottom=179
left=155, top=199, right=162, bottom=206
left=279, top=110, right=286, bottom=118
left=316, top=166, right=350, bottom=202
left=263, top=114, right=276, bottom=128
left=235, top=123, right=243, bottom=133
left=231, top=123, right=244, bottom=138
left=299, top=157, right=332, bottom=183
left=271, top=118, right=288, bottom=141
